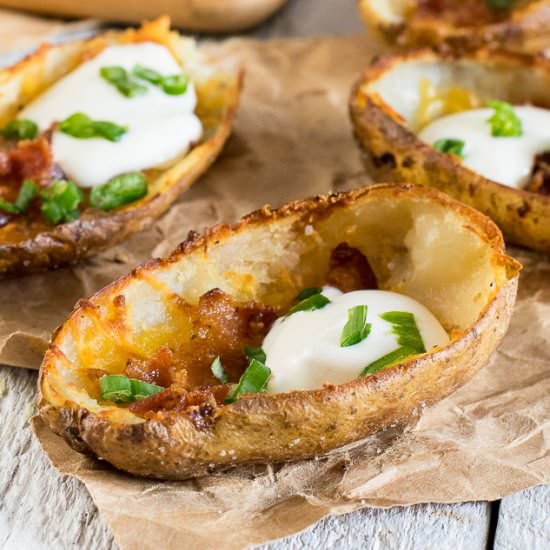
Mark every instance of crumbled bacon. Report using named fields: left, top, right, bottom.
left=324, top=242, right=378, bottom=293
left=527, top=151, right=550, bottom=196
left=125, top=344, right=175, bottom=387
left=173, top=288, right=278, bottom=388
left=0, top=135, right=57, bottom=189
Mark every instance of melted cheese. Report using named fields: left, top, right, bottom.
left=20, top=42, right=202, bottom=188
left=419, top=106, right=550, bottom=188
left=263, top=288, right=449, bottom=393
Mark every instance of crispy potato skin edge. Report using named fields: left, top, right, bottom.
left=0, top=41, right=242, bottom=278
left=38, top=184, right=520, bottom=480
left=349, top=49, right=550, bottom=253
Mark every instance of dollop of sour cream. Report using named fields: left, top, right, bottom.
left=419, top=106, right=550, bottom=189
left=263, top=288, right=449, bottom=393
left=20, top=42, right=202, bottom=188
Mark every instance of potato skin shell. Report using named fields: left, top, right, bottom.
left=38, top=184, right=520, bottom=480
left=359, top=0, right=550, bottom=54
left=349, top=52, right=550, bottom=253
left=0, top=24, right=242, bottom=278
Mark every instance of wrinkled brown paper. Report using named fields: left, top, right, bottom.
left=1, top=27, right=549, bottom=550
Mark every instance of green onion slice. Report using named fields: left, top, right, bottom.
left=360, top=345, right=417, bottom=377
left=161, top=74, right=189, bottom=95
left=59, top=113, right=127, bottom=142
left=486, top=100, right=522, bottom=137
left=287, top=293, right=330, bottom=317
left=380, top=311, right=426, bottom=354
left=89, top=172, right=147, bottom=211
left=211, top=356, right=229, bottom=384
left=225, top=359, right=271, bottom=404
left=433, top=138, right=465, bottom=159
left=0, top=179, right=38, bottom=215
left=99, top=374, right=163, bottom=403
left=130, top=378, right=164, bottom=401
left=15, top=179, right=39, bottom=212
left=340, top=305, right=372, bottom=347
left=132, top=64, right=163, bottom=85
left=39, top=179, right=83, bottom=225
left=295, top=287, right=322, bottom=300
left=100, top=66, right=147, bottom=98
left=99, top=375, right=133, bottom=403
left=1, top=119, right=38, bottom=140
left=244, top=346, right=267, bottom=364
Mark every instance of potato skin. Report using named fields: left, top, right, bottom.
left=38, top=184, right=520, bottom=479
left=350, top=49, right=550, bottom=253
left=0, top=19, right=241, bottom=278
left=359, top=0, right=550, bottom=53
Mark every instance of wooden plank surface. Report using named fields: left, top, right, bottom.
left=0, top=1, right=547, bottom=549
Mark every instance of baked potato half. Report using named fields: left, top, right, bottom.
left=350, top=48, right=550, bottom=253
left=359, top=0, right=550, bottom=53
left=38, top=184, right=520, bottom=480
left=0, top=17, right=241, bottom=277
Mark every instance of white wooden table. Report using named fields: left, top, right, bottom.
left=0, top=1, right=548, bottom=548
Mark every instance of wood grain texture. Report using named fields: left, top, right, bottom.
left=495, top=486, right=550, bottom=550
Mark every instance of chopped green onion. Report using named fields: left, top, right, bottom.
left=0, top=198, right=18, bottom=214
left=360, top=345, right=417, bottom=377
left=100, top=66, right=147, bottom=98
left=15, top=179, right=39, bottom=212
left=1, top=118, right=38, bottom=140
left=287, top=293, right=330, bottom=317
left=130, top=378, right=164, bottom=401
left=59, top=113, right=127, bottom=142
left=161, top=74, right=189, bottom=95
left=211, top=356, right=229, bottom=384
left=433, top=138, right=465, bottom=159
left=486, top=100, right=522, bottom=137
left=0, top=179, right=38, bottom=215
left=99, top=374, right=133, bottom=403
left=99, top=374, right=163, bottom=403
left=380, top=311, right=426, bottom=354
left=244, top=346, right=267, bottom=364
left=39, top=179, right=83, bottom=225
left=295, top=287, right=322, bottom=300
left=340, top=305, right=372, bottom=347
left=132, top=64, right=163, bottom=85
left=485, top=0, right=514, bottom=9
left=89, top=172, right=147, bottom=211
left=225, top=358, right=271, bottom=403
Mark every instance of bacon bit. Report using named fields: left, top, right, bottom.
left=1, top=136, right=56, bottom=188
left=128, top=387, right=181, bottom=414
left=125, top=344, right=175, bottom=387
left=173, top=289, right=278, bottom=387
left=325, top=242, right=378, bottom=292
left=527, top=151, right=550, bottom=196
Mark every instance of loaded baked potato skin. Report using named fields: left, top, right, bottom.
left=38, top=184, right=519, bottom=480
left=359, top=0, right=550, bottom=53
left=0, top=17, right=241, bottom=277
left=350, top=49, right=550, bottom=253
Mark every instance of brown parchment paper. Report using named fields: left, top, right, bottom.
left=0, top=29, right=549, bottom=549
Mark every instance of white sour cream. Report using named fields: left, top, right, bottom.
left=419, top=106, right=550, bottom=188
left=20, top=42, right=202, bottom=188
left=264, top=288, right=449, bottom=393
